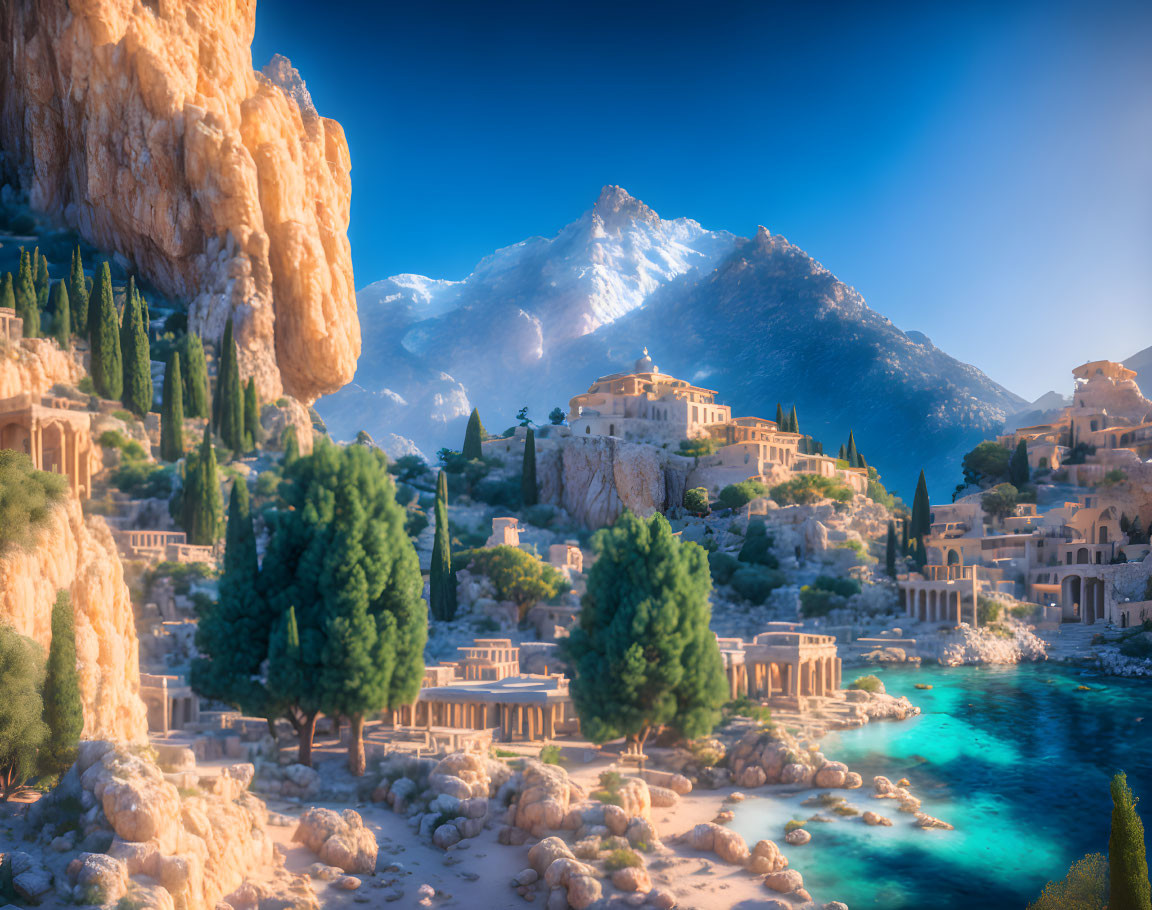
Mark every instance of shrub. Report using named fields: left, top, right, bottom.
left=1026, top=852, right=1106, bottom=910
left=770, top=474, right=852, bottom=505
left=724, top=696, right=772, bottom=724
left=718, top=480, right=769, bottom=510
left=708, top=551, right=740, bottom=585
left=813, top=574, right=861, bottom=597
left=1120, top=636, right=1152, bottom=659
left=523, top=504, right=558, bottom=528
left=539, top=744, right=566, bottom=765
left=977, top=596, right=1002, bottom=625
left=799, top=586, right=839, bottom=617
left=605, top=849, right=643, bottom=871
left=683, top=486, right=710, bottom=515
left=472, top=476, right=521, bottom=509
left=0, top=451, right=68, bottom=550
left=1101, top=469, right=1128, bottom=487
left=784, top=820, right=806, bottom=833
left=678, top=438, right=717, bottom=458
left=730, top=565, right=786, bottom=604
left=466, top=545, right=568, bottom=619
left=738, top=520, right=778, bottom=567
left=848, top=675, right=883, bottom=693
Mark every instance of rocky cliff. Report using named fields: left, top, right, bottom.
left=0, top=0, right=358, bottom=403
left=0, top=336, right=84, bottom=400
left=538, top=435, right=691, bottom=529
left=0, top=494, right=147, bottom=742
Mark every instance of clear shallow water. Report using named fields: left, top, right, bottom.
left=730, top=663, right=1152, bottom=909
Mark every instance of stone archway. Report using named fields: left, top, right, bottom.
left=1076, top=548, right=1090, bottom=565
left=1061, top=575, right=1082, bottom=621
left=946, top=549, right=960, bottom=566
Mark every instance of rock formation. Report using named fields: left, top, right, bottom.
left=0, top=0, right=358, bottom=403
left=0, top=336, right=84, bottom=400
left=0, top=494, right=147, bottom=741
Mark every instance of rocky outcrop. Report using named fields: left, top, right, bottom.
left=0, top=0, right=358, bottom=402
left=915, top=622, right=1048, bottom=666
left=0, top=336, right=83, bottom=400
left=292, top=808, right=378, bottom=874
left=0, top=495, right=147, bottom=741
left=539, top=435, right=691, bottom=529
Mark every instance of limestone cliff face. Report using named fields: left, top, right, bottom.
left=539, top=436, right=690, bottom=529
left=0, top=0, right=359, bottom=403
left=0, top=495, right=147, bottom=742
left=0, top=337, right=84, bottom=400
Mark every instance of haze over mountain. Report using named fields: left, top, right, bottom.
left=317, top=187, right=1026, bottom=498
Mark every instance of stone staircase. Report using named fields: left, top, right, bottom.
left=1037, top=623, right=1102, bottom=661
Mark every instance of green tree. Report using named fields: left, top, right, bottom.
left=215, top=318, right=244, bottom=451
left=838, top=443, right=848, bottom=461
left=282, top=425, right=300, bottom=464
left=683, top=487, right=710, bottom=515
left=38, top=592, right=83, bottom=781
left=244, top=377, right=262, bottom=451
left=260, top=441, right=427, bottom=773
left=521, top=427, right=538, bottom=506
left=462, top=407, right=484, bottom=460
left=89, top=262, right=122, bottom=399
left=191, top=480, right=272, bottom=717
left=465, top=546, right=566, bottom=620
left=775, top=402, right=785, bottom=428
left=1028, top=853, right=1107, bottom=910
left=886, top=520, right=897, bottom=579
left=961, top=441, right=1011, bottom=489
left=0, top=626, right=47, bottom=800
left=160, top=350, right=185, bottom=461
left=48, top=281, right=70, bottom=349
left=67, top=246, right=89, bottom=336
left=901, top=517, right=909, bottom=556
left=34, top=250, right=49, bottom=311
left=911, top=470, right=931, bottom=542
left=14, top=249, right=39, bottom=338
left=265, top=604, right=316, bottom=760
left=120, top=285, right=153, bottom=416
left=846, top=431, right=859, bottom=469
left=788, top=405, right=799, bottom=435
left=981, top=483, right=1019, bottom=524
left=564, top=512, right=727, bottom=752
left=1010, top=439, right=1031, bottom=487
left=179, top=333, right=210, bottom=419
left=718, top=480, right=769, bottom=510
left=549, top=407, right=566, bottom=425
left=0, top=273, right=14, bottom=314
left=1110, top=771, right=1152, bottom=910
left=182, top=424, right=223, bottom=545
left=429, top=470, right=456, bottom=621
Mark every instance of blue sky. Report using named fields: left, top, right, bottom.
left=252, top=0, right=1152, bottom=401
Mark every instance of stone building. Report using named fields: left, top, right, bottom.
left=487, top=516, right=521, bottom=547
left=0, top=392, right=96, bottom=498
left=139, top=673, right=200, bottom=735
left=717, top=629, right=843, bottom=709
left=0, top=305, right=24, bottom=343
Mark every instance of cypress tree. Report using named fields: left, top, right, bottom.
left=429, top=470, right=456, bottom=621
left=14, top=249, right=39, bottom=338
left=90, top=262, right=122, bottom=399
left=1109, top=771, right=1152, bottom=910
left=282, top=425, right=300, bottom=464
left=48, top=281, right=70, bottom=349
left=120, top=286, right=153, bottom=416
left=858, top=452, right=868, bottom=471
left=0, top=273, right=14, bottom=313
left=846, top=431, right=859, bottom=468
left=0, top=626, right=48, bottom=800
left=788, top=405, right=799, bottom=435
left=913, top=535, right=928, bottom=571
left=911, top=470, right=931, bottom=541
left=160, top=351, right=185, bottom=461
left=39, top=591, right=83, bottom=781
left=901, top=517, right=909, bottom=556
left=67, top=246, right=88, bottom=336
left=521, top=427, right=538, bottom=506
left=462, top=408, right=484, bottom=460
left=564, top=511, right=728, bottom=752
left=885, top=520, right=897, bottom=579
left=1010, top=439, right=1030, bottom=487
left=265, top=604, right=315, bottom=763
left=179, top=333, right=210, bottom=419
left=244, top=377, right=262, bottom=451
left=775, top=403, right=785, bottom=428
left=216, top=318, right=244, bottom=451
left=182, top=424, right=223, bottom=545
left=838, top=444, right=848, bottom=462
left=34, top=250, right=49, bottom=311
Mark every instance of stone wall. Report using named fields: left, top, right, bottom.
left=0, top=0, right=358, bottom=403
left=0, top=336, right=84, bottom=400
left=0, top=494, right=147, bottom=741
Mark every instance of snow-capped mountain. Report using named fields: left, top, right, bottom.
left=318, top=187, right=1025, bottom=498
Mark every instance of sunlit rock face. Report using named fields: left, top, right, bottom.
left=0, top=0, right=359, bottom=403
left=0, top=495, right=148, bottom=742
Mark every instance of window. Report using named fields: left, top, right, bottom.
left=692, top=406, right=698, bottom=422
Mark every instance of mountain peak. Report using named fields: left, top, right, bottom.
left=592, top=185, right=661, bottom=229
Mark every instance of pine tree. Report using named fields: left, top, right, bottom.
left=39, top=591, right=83, bottom=781
left=191, top=480, right=272, bottom=717
left=178, top=333, right=210, bottom=419
left=120, top=285, right=153, bottom=416
left=265, top=604, right=316, bottom=763
left=564, top=511, right=728, bottom=752
left=34, top=250, right=49, bottom=311
left=462, top=408, right=484, bottom=460
left=838, top=444, right=848, bottom=462
left=0, top=273, right=14, bottom=313
left=182, top=424, right=223, bottom=545
left=244, top=377, right=262, bottom=451
left=521, top=427, right=538, bottom=506
left=775, top=403, right=785, bottom=428
left=1109, top=771, right=1152, bottom=910
left=160, top=350, right=185, bottom=461
left=788, top=405, right=799, bottom=435
left=913, top=535, right=928, bottom=571
left=886, top=520, right=897, bottom=579
left=846, top=431, right=859, bottom=468
left=911, top=470, right=931, bottom=541
left=1010, top=439, right=1030, bottom=487
left=67, top=246, right=88, bottom=336
left=215, top=318, right=244, bottom=451
left=48, top=281, right=69, bottom=349
left=858, top=453, right=868, bottom=471
left=89, top=262, right=122, bottom=399
left=0, top=626, right=47, bottom=800
left=901, top=517, right=909, bottom=556
left=429, top=470, right=456, bottom=621
left=14, top=249, right=39, bottom=338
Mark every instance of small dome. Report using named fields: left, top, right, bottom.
left=635, top=347, right=656, bottom=373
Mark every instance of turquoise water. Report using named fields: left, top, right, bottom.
left=730, top=664, right=1152, bottom=909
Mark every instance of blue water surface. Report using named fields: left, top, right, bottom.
left=729, top=663, right=1152, bottom=909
